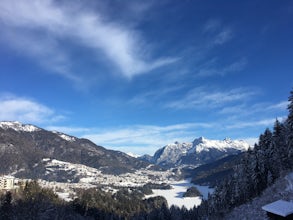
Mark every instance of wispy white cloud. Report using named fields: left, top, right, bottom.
left=203, top=19, right=233, bottom=46
left=196, top=58, right=247, bottom=77
left=0, top=0, right=177, bottom=80
left=267, top=101, right=289, bottom=110
left=219, top=104, right=246, bottom=115
left=165, top=87, right=256, bottom=110
left=0, top=94, right=64, bottom=124
left=226, top=117, right=287, bottom=129
left=219, top=100, right=288, bottom=116
left=203, top=19, right=222, bottom=33
left=128, top=84, right=184, bottom=105
left=213, top=28, right=233, bottom=45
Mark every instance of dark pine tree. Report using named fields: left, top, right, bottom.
left=0, top=191, right=13, bottom=220
left=286, top=88, right=293, bottom=168
left=287, top=89, right=293, bottom=128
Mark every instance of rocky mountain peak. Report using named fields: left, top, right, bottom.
left=192, top=136, right=205, bottom=145
left=146, top=137, right=250, bottom=168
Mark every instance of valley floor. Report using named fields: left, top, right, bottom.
left=145, top=179, right=213, bottom=209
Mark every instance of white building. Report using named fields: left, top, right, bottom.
left=0, top=176, right=15, bottom=190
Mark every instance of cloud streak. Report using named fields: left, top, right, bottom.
left=128, top=84, right=184, bottom=105
left=165, top=87, right=256, bottom=110
left=0, top=0, right=177, bottom=79
left=203, top=19, right=234, bottom=46
left=226, top=117, right=287, bottom=129
left=213, top=28, right=233, bottom=45
left=196, top=58, right=247, bottom=77
left=219, top=100, right=289, bottom=117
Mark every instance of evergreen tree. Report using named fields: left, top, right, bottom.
left=287, top=88, right=293, bottom=128
left=0, top=191, right=12, bottom=220
left=170, top=205, right=183, bottom=220
left=272, top=119, right=288, bottom=172
left=286, top=88, right=293, bottom=168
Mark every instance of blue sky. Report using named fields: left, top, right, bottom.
left=0, top=0, right=292, bottom=155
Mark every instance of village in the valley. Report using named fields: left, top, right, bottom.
left=0, top=158, right=177, bottom=202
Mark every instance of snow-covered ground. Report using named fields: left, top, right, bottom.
left=56, top=192, right=72, bottom=202
left=146, top=179, right=213, bottom=209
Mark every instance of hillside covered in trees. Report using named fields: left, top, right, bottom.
left=199, top=88, right=293, bottom=218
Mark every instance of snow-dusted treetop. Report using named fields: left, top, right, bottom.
left=0, top=121, right=41, bottom=132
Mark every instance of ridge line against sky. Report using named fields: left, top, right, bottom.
left=0, top=0, right=293, bottom=155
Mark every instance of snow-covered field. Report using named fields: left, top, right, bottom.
left=146, top=179, right=213, bottom=209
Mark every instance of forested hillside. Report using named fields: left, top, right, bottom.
left=196, top=89, right=293, bottom=219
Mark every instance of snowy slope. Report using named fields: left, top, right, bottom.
left=147, top=137, right=250, bottom=167
left=52, top=131, right=77, bottom=142
left=126, top=152, right=140, bottom=158
left=0, top=121, right=40, bottom=132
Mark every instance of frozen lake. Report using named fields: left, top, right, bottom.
left=146, top=179, right=213, bottom=209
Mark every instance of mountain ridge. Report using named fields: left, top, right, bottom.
left=140, top=136, right=250, bottom=168
left=0, top=121, right=151, bottom=177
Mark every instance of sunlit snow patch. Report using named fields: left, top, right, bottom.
left=0, top=121, right=40, bottom=132
left=145, top=179, right=213, bottom=209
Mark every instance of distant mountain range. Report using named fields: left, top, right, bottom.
left=140, top=137, right=250, bottom=168
left=0, top=121, right=150, bottom=178
left=0, top=121, right=250, bottom=183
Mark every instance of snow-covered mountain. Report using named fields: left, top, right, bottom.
left=141, top=137, right=250, bottom=167
left=153, top=141, right=193, bottom=165
left=0, top=121, right=41, bottom=132
left=0, top=121, right=151, bottom=177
